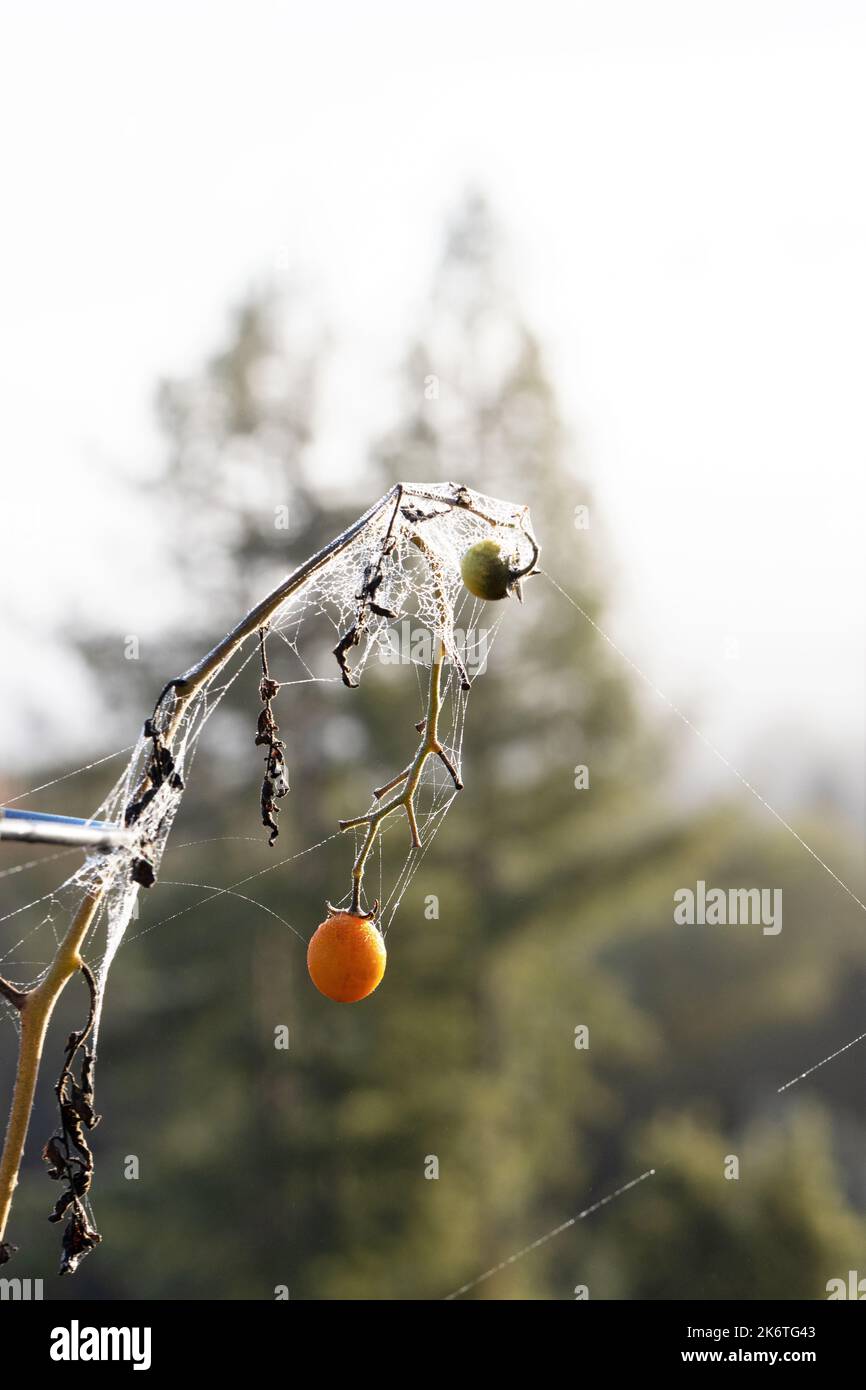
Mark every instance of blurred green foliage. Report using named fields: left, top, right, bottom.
left=2, top=195, right=865, bottom=1300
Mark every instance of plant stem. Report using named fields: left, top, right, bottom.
left=160, top=484, right=405, bottom=742
left=0, top=890, right=100, bottom=1250
left=342, top=640, right=461, bottom=914
left=0, top=484, right=405, bottom=1256
left=0, top=480, right=533, bottom=1257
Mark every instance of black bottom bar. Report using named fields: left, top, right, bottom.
left=0, top=1297, right=859, bottom=1374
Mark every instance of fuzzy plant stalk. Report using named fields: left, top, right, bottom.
left=0, top=894, right=100, bottom=1261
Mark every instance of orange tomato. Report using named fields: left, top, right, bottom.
left=307, top=911, right=387, bottom=1002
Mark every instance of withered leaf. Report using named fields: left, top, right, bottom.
left=42, top=1135, right=67, bottom=1180
left=59, top=1210, right=101, bottom=1276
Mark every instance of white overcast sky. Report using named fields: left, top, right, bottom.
left=0, top=0, right=864, bottom=813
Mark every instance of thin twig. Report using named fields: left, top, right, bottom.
left=339, top=640, right=462, bottom=914
left=0, top=888, right=102, bottom=1257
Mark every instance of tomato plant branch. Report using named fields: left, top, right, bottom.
left=0, top=480, right=536, bottom=1265
left=0, top=888, right=102, bottom=1260
left=0, top=484, right=407, bottom=1263
left=339, top=638, right=461, bottom=915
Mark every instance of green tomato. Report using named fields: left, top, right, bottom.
left=460, top=540, right=512, bottom=601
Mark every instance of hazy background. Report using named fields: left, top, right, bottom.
left=2, top=0, right=865, bottom=804
left=1, top=1, right=865, bottom=1300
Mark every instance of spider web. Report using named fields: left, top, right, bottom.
left=0, top=483, right=536, bottom=1046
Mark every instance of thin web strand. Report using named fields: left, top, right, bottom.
left=777, top=1029, right=866, bottom=1094
left=543, top=570, right=866, bottom=918
left=444, top=1168, right=657, bottom=1300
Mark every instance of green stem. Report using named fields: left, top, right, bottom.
left=343, top=640, right=461, bottom=915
